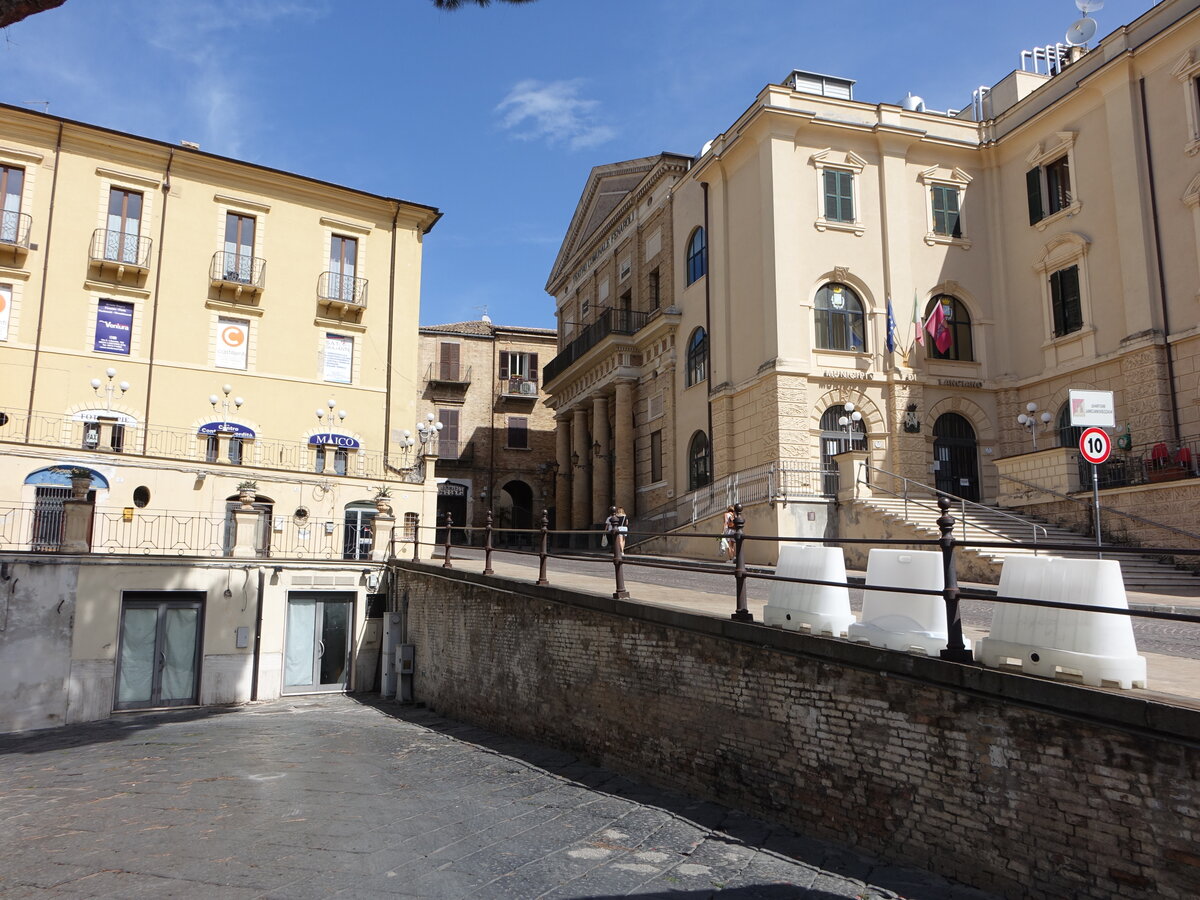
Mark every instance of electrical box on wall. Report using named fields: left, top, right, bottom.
left=235, top=626, right=249, bottom=648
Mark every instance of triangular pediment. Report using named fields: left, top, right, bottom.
left=546, top=153, right=690, bottom=292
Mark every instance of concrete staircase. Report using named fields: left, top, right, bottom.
left=860, top=496, right=1200, bottom=592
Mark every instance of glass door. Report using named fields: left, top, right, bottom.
left=106, top=188, right=143, bottom=263
left=329, top=235, right=357, bottom=301
left=224, top=213, right=255, bottom=283
left=114, top=594, right=203, bottom=710
left=283, top=593, right=353, bottom=693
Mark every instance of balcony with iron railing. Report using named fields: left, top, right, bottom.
left=317, top=271, right=368, bottom=314
left=90, top=228, right=152, bottom=273
left=425, top=362, right=472, bottom=386
left=210, top=250, right=266, bottom=293
left=436, top=440, right=475, bottom=465
left=0, top=409, right=427, bottom=483
left=499, top=376, right=539, bottom=400
left=542, top=307, right=649, bottom=385
left=0, top=210, right=32, bottom=252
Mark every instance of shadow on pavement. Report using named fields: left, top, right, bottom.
left=0, top=704, right=240, bottom=756
left=355, top=696, right=982, bottom=900
left=577, top=890, right=854, bottom=899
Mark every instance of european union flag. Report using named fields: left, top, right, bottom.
left=886, top=297, right=897, bottom=353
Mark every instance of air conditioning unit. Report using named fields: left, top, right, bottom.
left=519, top=380, right=537, bottom=396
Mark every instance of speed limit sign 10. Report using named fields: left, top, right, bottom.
left=1079, top=427, right=1112, bottom=465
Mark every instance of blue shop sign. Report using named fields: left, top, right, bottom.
left=94, top=299, right=133, bottom=355
left=198, top=422, right=256, bottom=439
left=309, top=433, right=360, bottom=449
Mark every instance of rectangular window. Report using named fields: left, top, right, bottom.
left=499, top=351, right=539, bottom=389
left=823, top=169, right=854, bottom=222
left=0, top=283, right=11, bottom=341
left=650, top=430, right=662, bottom=483
left=223, top=213, right=256, bottom=283
left=205, top=435, right=220, bottom=463
left=329, top=235, right=358, bottom=301
left=507, top=416, right=529, bottom=449
left=438, top=408, right=460, bottom=458
left=581, top=297, right=590, bottom=322
left=619, top=257, right=631, bottom=281
left=1027, top=156, right=1072, bottom=224
left=314, top=445, right=326, bottom=473
left=323, top=333, right=353, bottom=383
left=1049, top=265, right=1083, bottom=337
left=216, top=317, right=249, bottom=369
left=648, top=268, right=660, bottom=309
left=105, top=188, right=143, bottom=263
left=930, top=185, right=961, bottom=237
left=1, top=165, right=24, bottom=244
left=439, top=341, right=460, bottom=381
left=94, top=299, right=133, bottom=355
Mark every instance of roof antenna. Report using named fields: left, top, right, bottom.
left=475, top=305, right=492, bottom=324
left=21, top=101, right=50, bottom=113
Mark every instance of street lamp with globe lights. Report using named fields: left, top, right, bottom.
left=417, top=412, right=443, bottom=452
left=1016, top=401, right=1053, bottom=450
left=90, top=367, right=129, bottom=411
left=837, top=401, right=863, bottom=439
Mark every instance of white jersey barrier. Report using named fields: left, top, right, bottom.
left=976, top=556, right=1146, bottom=689
left=762, top=545, right=855, bottom=637
left=847, top=549, right=970, bottom=656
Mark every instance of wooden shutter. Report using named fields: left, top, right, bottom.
left=1026, top=168, right=1044, bottom=225
left=498, top=351, right=509, bottom=380
left=439, top=342, right=460, bottom=381
left=529, top=353, right=539, bottom=383
left=438, top=408, right=459, bottom=453
left=507, top=416, right=528, bottom=449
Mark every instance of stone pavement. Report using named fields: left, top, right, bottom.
left=0, top=698, right=998, bottom=900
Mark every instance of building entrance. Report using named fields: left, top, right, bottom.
left=933, top=413, right=980, bottom=502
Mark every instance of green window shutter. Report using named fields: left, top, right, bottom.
left=1061, top=265, right=1082, bottom=334
left=824, top=170, right=840, bottom=221
left=1026, top=168, right=1044, bottom=225
left=824, top=170, right=854, bottom=222
left=944, top=187, right=961, bottom=237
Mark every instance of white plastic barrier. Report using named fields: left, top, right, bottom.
left=847, top=549, right=968, bottom=656
left=977, top=556, right=1146, bottom=689
left=762, top=545, right=855, bottom=636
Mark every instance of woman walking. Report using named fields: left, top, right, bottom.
left=722, top=505, right=736, bottom=561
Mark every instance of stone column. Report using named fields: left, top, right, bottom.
left=835, top=450, right=872, bottom=503
left=231, top=507, right=263, bottom=559
left=614, top=381, right=636, bottom=514
left=60, top=499, right=94, bottom=553
left=591, top=395, right=611, bottom=523
left=555, top=417, right=572, bottom=530
left=370, top=513, right=396, bottom=561
left=571, top=409, right=590, bottom=528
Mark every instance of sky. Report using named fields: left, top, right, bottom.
left=0, top=0, right=1158, bottom=330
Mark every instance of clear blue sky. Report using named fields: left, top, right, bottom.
left=1, top=0, right=1155, bottom=330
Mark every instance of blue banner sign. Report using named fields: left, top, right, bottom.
left=198, top=422, right=256, bottom=439
left=94, top=299, right=133, bottom=355
left=308, top=433, right=360, bottom=449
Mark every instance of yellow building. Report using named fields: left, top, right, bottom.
left=0, top=103, right=440, bottom=722
left=417, top=319, right=558, bottom=538
left=544, top=0, right=1200, bottom=550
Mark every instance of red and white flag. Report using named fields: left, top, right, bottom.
left=925, top=301, right=952, bottom=354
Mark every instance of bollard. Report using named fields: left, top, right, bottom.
left=483, top=509, right=495, bottom=575
left=536, top=509, right=550, bottom=586
left=731, top=502, right=752, bottom=622
left=609, top=505, right=630, bottom=599
left=411, top=513, right=420, bottom=562
left=442, top=511, right=453, bottom=569
left=937, top=495, right=972, bottom=662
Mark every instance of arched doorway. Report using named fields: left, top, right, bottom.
left=435, top=481, right=468, bottom=544
left=819, top=405, right=865, bottom=496
left=343, top=502, right=376, bottom=560
left=498, top=480, right=534, bottom=547
left=933, top=413, right=980, bottom=502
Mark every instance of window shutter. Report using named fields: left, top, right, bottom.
left=824, top=170, right=838, bottom=220
left=498, top=351, right=509, bottom=381
left=508, top=416, right=528, bottom=449
left=947, top=188, right=961, bottom=238
left=439, top=408, right=459, bottom=448
left=1026, top=168, right=1044, bottom=225
left=529, top=353, right=538, bottom=382
left=1061, top=265, right=1082, bottom=334
left=440, top=342, right=460, bottom=381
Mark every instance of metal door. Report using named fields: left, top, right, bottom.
left=819, top=406, right=864, bottom=496
left=933, top=413, right=980, bottom=502
left=114, top=593, right=203, bottom=710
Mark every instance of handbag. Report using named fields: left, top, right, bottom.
left=601, top=534, right=609, bottom=547
left=718, top=537, right=729, bottom=557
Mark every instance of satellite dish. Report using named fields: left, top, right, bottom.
left=1075, top=0, right=1103, bottom=12
left=1065, top=16, right=1097, bottom=46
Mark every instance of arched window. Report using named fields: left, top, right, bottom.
left=686, top=227, right=707, bottom=285
left=1056, top=404, right=1083, bottom=449
left=818, top=405, right=865, bottom=496
left=924, top=295, right=973, bottom=361
left=688, top=431, right=711, bottom=491
left=814, top=283, right=867, bottom=352
left=686, top=328, right=708, bottom=386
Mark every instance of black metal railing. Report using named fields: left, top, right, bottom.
left=424, top=362, right=472, bottom=385
left=210, top=250, right=266, bottom=289
left=436, top=440, right=474, bottom=464
left=0, top=210, right=32, bottom=248
left=317, top=271, right=368, bottom=307
left=399, top=498, right=1200, bottom=678
left=543, top=307, right=649, bottom=384
left=500, top=376, right=539, bottom=397
left=90, top=228, right=152, bottom=268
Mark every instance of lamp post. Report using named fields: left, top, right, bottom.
left=314, top=398, right=348, bottom=427
left=837, top=401, right=863, bottom=441
left=90, top=367, right=129, bottom=411
left=208, top=384, right=244, bottom=429
left=1016, top=401, right=1053, bottom=450
left=416, top=412, right=443, bottom=452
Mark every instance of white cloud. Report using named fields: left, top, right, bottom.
left=496, top=79, right=616, bottom=150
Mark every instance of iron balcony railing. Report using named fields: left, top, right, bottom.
left=501, top=376, right=539, bottom=397
left=317, top=271, right=368, bottom=307
left=0, top=409, right=427, bottom=483
left=0, top=210, right=32, bottom=248
left=90, top=228, right=152, bottom=269
left=425, top=362, right=472, bottom=385
left=542, top=308, right=649, bottom=384
left=436, top=440, right=474, bottom=464
left=210, top=250, right=266, bottom=289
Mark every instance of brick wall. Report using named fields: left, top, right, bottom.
left=396, top=562, right=1200, bottom=900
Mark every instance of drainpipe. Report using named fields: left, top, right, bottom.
left=25, top=122, right=64, bottom=441
left=384, top=202, right=400, bottom=468
left=141, top=149, right=175, bottom=452
left=1138, top=77, right=1181, bottom=444
left=701, top=182, right=715, bottom=472
left=250, top=565, right=266, bottom=701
